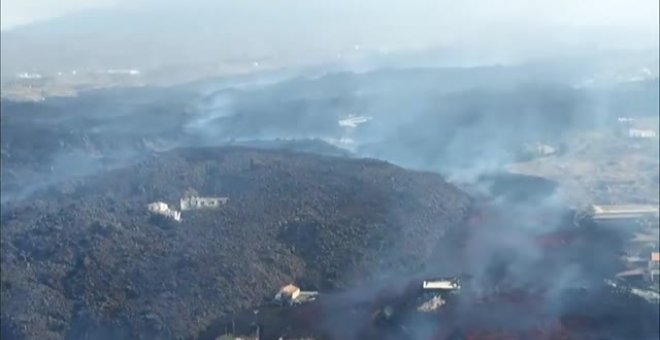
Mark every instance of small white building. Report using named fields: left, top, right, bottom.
left=147, top=202, right=181, bottom=222
left=520, top=142, right=557, bottom=158
left=535, top=143, right=556, bottom=156
left=103, top=69, right=141, bottom=76
left=338, top=115, right=373, bottom=128
left=650, top=252, right=660, bottom=283
left=16, top=72, right=43, bottom=79
left=180, top=196, right=229, bottom=211
left=422, top=279, right=460, bottom=291
left=628, top=128, right=657, bottom=139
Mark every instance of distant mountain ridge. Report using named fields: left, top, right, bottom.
left=3, top=0, right=658, bottom=85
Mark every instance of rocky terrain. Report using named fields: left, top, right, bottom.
left=1, top=60, right=658, bottom=340
left=1, top=146, right=471, bottom=339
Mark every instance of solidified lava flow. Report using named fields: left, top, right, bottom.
left=1, top=146, right=473, bottom=340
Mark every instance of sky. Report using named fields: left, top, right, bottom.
left=2, top=0, right=658, bottom=33
left=1, top=0, right=112, bottom=30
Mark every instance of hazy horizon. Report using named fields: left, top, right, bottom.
left=2, top=0, right=658, bottom=95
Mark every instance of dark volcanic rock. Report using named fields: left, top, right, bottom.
left=0, top=146, right=471, bottom=339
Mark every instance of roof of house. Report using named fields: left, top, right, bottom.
left=591, top=204, right=659, bottom=215
left=616, top=268, right=646, bottom=277
left=279, top=284, right=300, bottom=295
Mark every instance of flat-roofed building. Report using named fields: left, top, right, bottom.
left=180, top=196, right=228, bottom=211
left=628, top=128, right=657, bottom=139
left=588, top=204, right=659, bottom=222
left=422, top=279, right=461, bottom=291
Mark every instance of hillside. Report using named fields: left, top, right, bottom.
left=0, top=146, right=472, bottom=339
